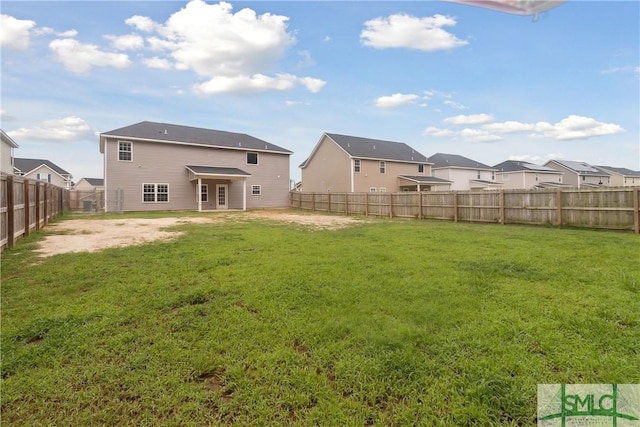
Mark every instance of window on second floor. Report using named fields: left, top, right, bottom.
left=418, top=164, right=425, bottom=174
left=247, top=152, right=258, bottom=165
left=118, top=141, right=132, bottom=161
left=37, top=173, right=51, bottom=183
left=379, top=161, right=386, bottom=174
left=354, top=159, right=361, bottom=173
left=476, top=170, right=481, bottom=179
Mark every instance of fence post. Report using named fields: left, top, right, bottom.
left=453, top=191, right=458, bottom=223
left=634, top=187, right=639, bottom=234
left=344, top=193, right=348, bottom=215
left=365, top=192, right=369, bottom=217
left=499, top=189, right=505, bottom=225
left=418, top=192, right=423, bottom=220
left=23, top=179, right=30, bottom=237
left=389, top=193, right=393, bottom=218
left=328, top=192, right=331, bottom=213
left=312, top=193, right=316, bottom=211
left=555, top=190, right=562, bottom=227
left=6, top=175, right=14, bottom=248
left=35, top=182, right=41, bottom=230
left=43, top=183, right=49, bottom=225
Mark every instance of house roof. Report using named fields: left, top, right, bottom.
left=185, top=165, right=251, bottom=177
left=594, top=165, right=640, bottom=177
left=493, top=160, right=559, bottom=173
left=429, top=153, right=495, bottom=170
left=546, top=160, right=609, bottom=176
left=325, top=133, right=428, bottom=163
left=14, top=158, right=71, bottom=176
left=1, top=129, right=19, bottom=148
left=101, top=121, right=292, bottom=154
left=399, top=175, right=452, bottom=184
left=79, top=178, right=104, bottom=186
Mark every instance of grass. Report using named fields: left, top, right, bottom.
left=1, top=211, right=639, bottom=426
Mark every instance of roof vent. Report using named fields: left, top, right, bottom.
left=373, top=145, right=376, bottom=149
left=238, top=142, right=242, bottom=147
left=163, top=129, right=168, bottom=135
left=265, top=144, right=268, bottom=149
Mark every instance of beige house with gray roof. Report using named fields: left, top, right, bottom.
left=100, top=121, right=292, bottom=212
left=544, top=160, right=610, bottom=188
left=299, top=133, right=450, bottom=193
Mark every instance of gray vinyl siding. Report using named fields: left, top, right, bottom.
left=104, top=138, right=290, bottom=212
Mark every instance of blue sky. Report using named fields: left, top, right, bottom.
left=2, top=0, right=638, bottom=182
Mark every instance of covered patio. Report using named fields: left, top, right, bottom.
left=398, top=175, right=452, bottom=192
left=186, top=165, right=251, bottom=211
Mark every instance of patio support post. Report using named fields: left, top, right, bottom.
left=197, top=178, right=202, bottom=212
left=243, top=179, right=247, bottom=211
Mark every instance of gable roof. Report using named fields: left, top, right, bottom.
left=14, top=158, right=71, bottom=176
left=1, top=129, right=19, bottom=148
left=100, top=121, right=292, bottom=154
left=78, top=177, right=104, bottom=186
left=546, top=160, right=609, bottom=176
left=326, top=133, right=428, bottom=163
left=493, top=160, right=559, bottom=173
left=429, top=153, right=495, bottom=170
left=594, top=165, right=640, bottom=177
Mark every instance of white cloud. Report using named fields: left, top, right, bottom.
left=374, top=93, right=420, bottom=108
left=194, top=73, right=325, bottom=95
left=444, top=113, right=495, bottom=125
left=422, top=126, right=455, bottom=137
left=443, top=100, right=466, bottom=110
left=459, top=128, right=502, bottom=143
left=143, top=56, right=173, bottom=70
left=484, top=115, right=624, bottom=140
left=360, top=13, right=468, bottom=51
left=508, top=153, right=565, bottom=164
left=297, top=50, right=315, bottom=68
left=126, top=0, right=323, bottom=94
left=286, top=100, right=310, bottom=106
left=105, top=33, right=144, bottom=50
left=1, top=14, right=36, bottom=50
left=49, top=38, right=131, bottom=73
left=35, top=27, right=78, bottom=38
left=125, top=15, right=158, bottom=32
left=7, top=116, right=93, bottom=142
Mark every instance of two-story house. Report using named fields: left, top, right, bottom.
left=14, top=158, right=73, bottom=189
left=429, top=153, right=501, bottom=191
left=75, top=178, right=105, bottom=191
left=544, top=160, right=610, bottom=188
left=594, top=166, right=640, bottom=187
left=99, top=121, right=292, bottom=212
left=493, top=160, right=568, bottom=189
left=299, top=133, right=450, bottom=193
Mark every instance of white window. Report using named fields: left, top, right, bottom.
left=119, top=141, right=132, bottom=161
left=418, top=164, right=425, bottom=174
left=37, top=173, right=51, bottom=183
left=199, top=184, right=208, bottom=202
left=491, top=171, right=495, bottom=180
left=502, top=173, right=510, bottom=181
left=369, top=187, right=376, bottom=193
left=379, top=187, right=387, bottom=193
left=354, top=159, right=361, bottom=173
left=476, top=171, right=481, bottom=179
left=379, top=161, right=386, bottom=174
left=143, top=183, right=169, bottom=203
left=252, top=185, right=261, bottom=195
left=247, top=152, right=258, bottom=165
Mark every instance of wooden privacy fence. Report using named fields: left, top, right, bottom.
left=290, top=188, right=640, bottom=233
left=1, top=174, right=69, bottom=252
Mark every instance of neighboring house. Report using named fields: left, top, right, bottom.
left=75, top=178, right=104, bottom=191
left=594, top=166, right=640, bottom=187
left=299, top=132, right=450, bottom=193
left=99, top=121, right=292, bottom=212
left=493, top=160, right=568, bottom=189
left=1, top=129, right=19, bottom=175
left=429, top=153, right=501, bottom=191
left=13, top=158, right=73, bottom=189
left=544, top=160, right=610, bottom=188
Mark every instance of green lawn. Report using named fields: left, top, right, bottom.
left=1, top=211, right=639, bottom=426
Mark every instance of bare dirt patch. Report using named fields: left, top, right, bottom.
left=35, top=211, right=363, bottom=257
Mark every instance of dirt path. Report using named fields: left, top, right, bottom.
left=35, top=211, right=363, bottom=257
